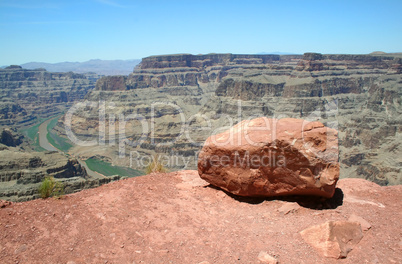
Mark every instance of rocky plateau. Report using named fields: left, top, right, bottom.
left=0, top=170, right=400, bottom=263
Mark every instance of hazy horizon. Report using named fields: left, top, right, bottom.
left=1, top=0, right=401, bottom=65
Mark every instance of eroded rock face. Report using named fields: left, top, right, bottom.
left=67, top=52, right=402, bottom=185
left=0, top=128, right=24, bottom=147
left=96, top=76, right=127, bottom=91
left=198, top=117, right=339, bottom=198
left=0, top=148, right=88, bottom=202
left=0, top=66, right=94, bottom=126
left=0, top=199, right=12, bottom=208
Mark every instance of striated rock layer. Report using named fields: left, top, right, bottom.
left=0, top=66, right=102, bottom=201
left=0, top=146, right=122, bottom=202
left=198, top=118, right=339, bottom=198
left=67, top=52, right=402, bottom=185
left=0, top=65, right=94, bottom=127
left=0, top=146, right=85, bottom=201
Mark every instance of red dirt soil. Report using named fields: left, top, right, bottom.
left=0, top=171, right=401, bottom=264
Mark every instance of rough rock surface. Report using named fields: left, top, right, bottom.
left=0, top=199, right=12, bottom=208
left=198, top=117, right=339, bottom=198
left=257, top=251, right=278, bottom=264
left=0, top=145, right=123, bottom=202
left=300, top=221, right=363, bottom=259
left=0, top=66, right=108, bottom=201
left=96, top=75, right=127, bottom=91
left=0, top=66, right=94, bottom=127
left=348, top=214, right=371, bottom=231
left=0, top=147, right=86, bottom=202
left=66, top=52, right=402, bottom=185
left=0, top=171, right=400, bottom=263
left=0, top=128, right=24, bottom=147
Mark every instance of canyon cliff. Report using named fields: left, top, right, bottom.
left=0, top=65, right=94, bottom=127
left=66, top=52, right=401, bottom=186
left=0, top=66, right=118, bottom=202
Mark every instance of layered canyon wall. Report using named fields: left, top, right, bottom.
left=0, top=65, right=94, bottom=127
left=66, top=53, right=401, bottom=185
left=0, top=66, right=107, bottom=201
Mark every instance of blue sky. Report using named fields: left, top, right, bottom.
left=0, top=0, right=401, bottom=65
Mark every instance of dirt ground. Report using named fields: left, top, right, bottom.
left=0, top=171, right=401, bottom=264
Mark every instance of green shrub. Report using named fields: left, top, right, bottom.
left=38, top=177, right=64, bottom=199
left=145, top=155, right=168, bottom=174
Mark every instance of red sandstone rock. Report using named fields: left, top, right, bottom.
left=300, top=221, right=363, bottom=259
left=0, top=199, right=12, bottom=208
left=348, top=214, right=371, bottom=231
left=198, top=117, right=339, bottom=198
left=257, top=251, right=278, bottom=263
left=277, top=202, right=300, bottom=215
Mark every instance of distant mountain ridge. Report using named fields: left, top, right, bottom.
left=17, top=59, right=141, bottom=76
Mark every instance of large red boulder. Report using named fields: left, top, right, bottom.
left=198, top=117, right=339, bottom=198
